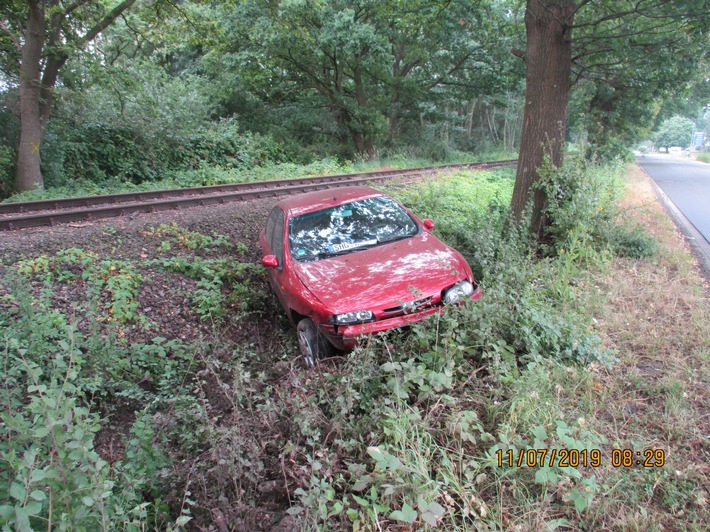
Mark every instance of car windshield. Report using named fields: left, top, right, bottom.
left=289, top=196, right=419, bottom=262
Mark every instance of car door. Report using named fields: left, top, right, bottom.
left=264, top=207, right=290, bottom=307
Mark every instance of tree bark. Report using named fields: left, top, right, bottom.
left=511, top=0, right=576, bottom=241
left=15, top=0, right=46, bottom=192
left=386, top=95, right=399, bottom=148
left=13, top=0, right=138, bottom=193
left=353, top=62, right=376, bottom=159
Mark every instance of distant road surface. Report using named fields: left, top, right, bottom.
left=637, top=154, right=710, bottom=244
left=637, top=154, right=710, bottom=276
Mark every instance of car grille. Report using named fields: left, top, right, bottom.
left=382, top=297, right=434, bottom=315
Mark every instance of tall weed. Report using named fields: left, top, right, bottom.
left=536, top=156, right=657, bottom=259
left=0, top=285, right=158, bottom=528
left=281, top=167, right=622, bottom=528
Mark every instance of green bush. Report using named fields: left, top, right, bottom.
left=606, top=222, right=659, bottom=258
left=0, top=279, right=159, bottom=528
left=52, top=119, right=293, bottom=186
left=0, top=145, right=14, bottom=198
left=0, top=97, right=19, bottom=197
left=35, top=59, right=304, bottom=188
left=536, top=155, right=657, bottom=259
left=0, top=262, right=214, bottom=527
left=390, top=169, right=613, bottom=367
left=62, top=124, right=163, bottom=183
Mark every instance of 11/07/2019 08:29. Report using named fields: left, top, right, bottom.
left=495, top=448, right=666, bottom=468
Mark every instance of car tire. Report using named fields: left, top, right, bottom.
left=296, top=318, right=333, bottom=368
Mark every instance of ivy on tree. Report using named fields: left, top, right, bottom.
left=511, top=0, right=710, bottom=242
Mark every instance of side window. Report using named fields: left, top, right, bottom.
left=271, top=208, right=285, bottom=267
left=266, top=207, right=285, bottom=267
left=265, top=208, right=278, bottom=251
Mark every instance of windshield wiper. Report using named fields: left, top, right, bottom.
left=377, top=234, right=414, bottom=245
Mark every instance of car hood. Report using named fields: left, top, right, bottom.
left=291, top=232, right=469, bottom=314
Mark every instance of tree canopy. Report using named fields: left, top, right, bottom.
left=2, top=0, right=145, bottom=192
left=511, top=0, right=710, bottom=240
left=1, top=0, right=709, bottom=211
left=653, top=115, right=696, bottom=148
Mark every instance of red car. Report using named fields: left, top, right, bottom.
left=260, top=186, right=481, bottom=367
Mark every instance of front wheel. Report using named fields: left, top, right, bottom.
left=296, top=318, right=334, bottom=368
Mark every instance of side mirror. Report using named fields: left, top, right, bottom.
left=262, top=255, right=278, bottom=268
left=423, top=219, right=435, bottom=231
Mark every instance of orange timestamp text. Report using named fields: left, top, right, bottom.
left=495, top=448, right=666, bottom=468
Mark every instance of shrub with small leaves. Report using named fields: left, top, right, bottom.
left=536, top=155, right=657, bottom=259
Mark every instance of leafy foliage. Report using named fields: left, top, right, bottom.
left=1, top=166, right=708, bottom=528
left=174, top=0, right=521, bottom=159
left=141, top=222, right=233, bottom=252
left=44, top=62, right=295, bottom=187
left=16, top=248, right=143, bottom=325
left=0, top=231, right=272, bottom=527
left=535, top=156, right=658, bottom=260
left=652, top=115, right=696, bottom=149
left=567, top=1, right=709, bottom=158
left=0, top=281, right=166, bottom=528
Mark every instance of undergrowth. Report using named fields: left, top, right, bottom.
left=0, top=243, right=269, bottom=528
left=3, top=161, right=705, bottom=530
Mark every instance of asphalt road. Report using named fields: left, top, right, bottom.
left=637, top=153, right=710, bottom=274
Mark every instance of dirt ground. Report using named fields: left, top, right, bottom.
left=2, top=166, right=709, bottom=529
left=0, top=193, right=305, bottom=529
left=0, top=195, right=278, bottom=261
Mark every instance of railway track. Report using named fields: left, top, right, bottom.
left=0, top=160, right=516, bottom=231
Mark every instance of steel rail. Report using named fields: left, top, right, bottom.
left=0, top=160, right=516, bottom=215
left=0, top=160, right=516, bottom=231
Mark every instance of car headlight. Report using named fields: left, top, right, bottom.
left=442, top=280, right=474, bottom=304
left=329, top=310, right=375, bottom=325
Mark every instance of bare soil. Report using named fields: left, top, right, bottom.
left=0, top=194, right=304, bottom=529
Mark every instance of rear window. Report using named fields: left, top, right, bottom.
left=288, top=196, right=419, bottom=262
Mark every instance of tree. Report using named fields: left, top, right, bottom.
left=212, top=0, right=518, bottom=158
left=371, top=0, right=518, bottom=149
left=511, top=0, right=710, bottom=241
left=653, top=67, right=710, bottom=132
left=511, top=0, right=575, bottom=241
left=576, top=4, right=709, bottom=159
left=233, top=0, right=391, bottom=157
left=653, top=115, right=695, bottom=149
left=1, top=0, right=140, bottom=192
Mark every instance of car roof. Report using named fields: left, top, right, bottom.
left=274, top=186, right=385, bottom=217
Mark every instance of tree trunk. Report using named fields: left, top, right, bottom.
left=511, top=0, right=576, bottom=241
left=350, top=129, right=367, bottom=155
left=14, top=0, right=46, bottom=192
left=363, top=136, right=375, bottom=159
left=386, top=95, right=399, bottom=148
left=353, top=62, right=376, bottom=159
left=12, top=0, right=138, bottom=193
left=467, top=100, right=476, bottom=136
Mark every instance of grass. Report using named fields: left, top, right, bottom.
left=562, top=165, right=710, bottom=529
left=2, top=151, right=518, bottom=204
left=0, top=160, right=708, bottom=529
left=2, top=158, right=356, bottom=203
